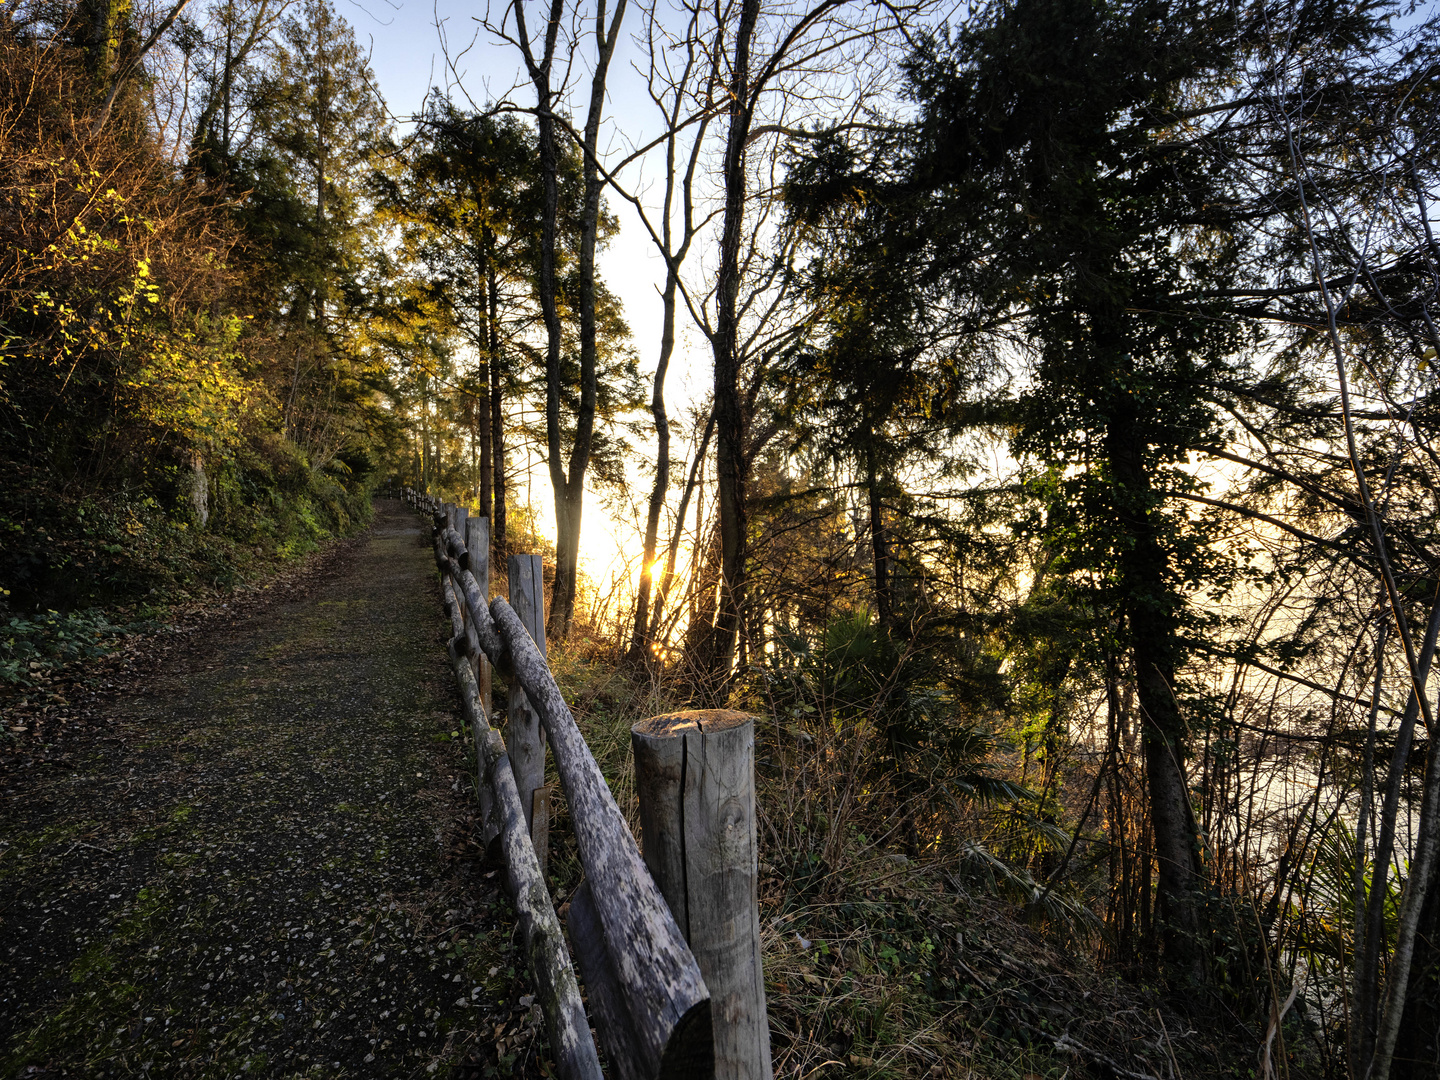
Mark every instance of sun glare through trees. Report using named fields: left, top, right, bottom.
left=4, top=0, right=1440, bottom=1076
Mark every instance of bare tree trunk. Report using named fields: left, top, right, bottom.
left=511, top=0, right=626, bottom=639
left=702, top=0, right=760, bottom=694
left=649, top=410, right=715, bottom=646
left=629, top=271, right=676, bottom=666
left=550, top=0, right=628, bottom=638
left=627, top=5, right=712, bottom=664
left=489, top=258, right=507, bottom=562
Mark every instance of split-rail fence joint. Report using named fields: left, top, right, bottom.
left=397, top=488, right=772, bottom=1080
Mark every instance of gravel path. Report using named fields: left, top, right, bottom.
left=1, top=501, right=534, bottom=1079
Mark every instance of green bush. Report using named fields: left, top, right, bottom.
left=0, top=606, right=140, bottom=687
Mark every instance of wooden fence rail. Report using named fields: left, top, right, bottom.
left=394, top=488, right=774, bottom=1080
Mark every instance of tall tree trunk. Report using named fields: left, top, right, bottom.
left=549, top=0, right=628, bottom=638
left=702, top=0, right=760, bottom=695
left=629, top=0, right=713, bottom=664
left=476, top=227, right=494, bottom=523
left=1105, top=383, right=1203, bottom=979
left=312, top=56, right=329, bottom=331
left=489, top=257, right=506, bottom=563
left=420, top=390, right=430, bottom=490
left=513, top=0, right=625, bottom=638
left=511, top=0, right=564, bottom=605
left=476, top=372, right=492, bottom=516
left=629, top=272, right=677, bottom=664
left=78, top=0, right=127, bottom=95
left=532, top=66, right=566, bottom=602
left=864, top=434, right=892, bottom=631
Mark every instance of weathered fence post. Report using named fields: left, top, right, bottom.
left=450, top=507, right=482, bottom=686
left=431, top=530, right=603, bottom=1080
left=465, top=515, right=492, bottom=717
left=508, top=553, right=549, bottom=876
left=632, top=710, right=771, bottom=1080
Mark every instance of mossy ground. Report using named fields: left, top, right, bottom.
left=0, top=502, right=533, bottom=1079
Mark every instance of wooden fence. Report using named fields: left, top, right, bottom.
left=396, top=488, right=771, bottom=1080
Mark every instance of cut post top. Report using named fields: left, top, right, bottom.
left=632, top=709, right=755, bottom=739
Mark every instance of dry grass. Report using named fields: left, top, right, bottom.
left=536, top=634, right=1240, bottom=1080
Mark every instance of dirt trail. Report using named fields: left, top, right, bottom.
left=1, top=501, right=527, bottom=1078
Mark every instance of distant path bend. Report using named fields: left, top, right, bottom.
left=1, top=500, right=516, bottom=1078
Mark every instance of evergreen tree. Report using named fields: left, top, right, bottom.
left=888, top=0, right=1254, bottom=975
left=238, top=0, right=391, bottom=465
left=245, top=0, right=388, bottom=329
left=384, top=102, right=539, bottom=555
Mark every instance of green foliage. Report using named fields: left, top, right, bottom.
left=1306, top=817, right=1402, bottom=968
left=241, top=0, right=392, bottom=324
left=378, top=93, right=644, bottom=503
left=0, top=3, right=389, bottom=619
left=0, top=607, right=136, bottom=687
left=756, top=607, right=1033, bottom=871
left=811, top=611, right=1019, bottom=795
left=0, top=437, right=369, bottom=617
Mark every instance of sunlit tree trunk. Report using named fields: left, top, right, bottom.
left=629, top=269, right=676, bottom=666
left=489, top=256, right=506, bottom=562
left=550, top=0, right=628, bottom=638
left=625, top=1, right=713, bottom=665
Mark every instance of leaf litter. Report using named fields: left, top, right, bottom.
left=1, top=503, right=545, bottom=1078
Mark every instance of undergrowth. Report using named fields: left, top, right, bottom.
left=0, top=607, right=148, bottom=688
left=531, top=645, right=1060, bottom=1077
left=0, top=450, right=372, bottom=698
left=529, top=628, right=1301, bottom=1079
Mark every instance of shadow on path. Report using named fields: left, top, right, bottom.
left=1, top=501, right=530, bottom=1078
